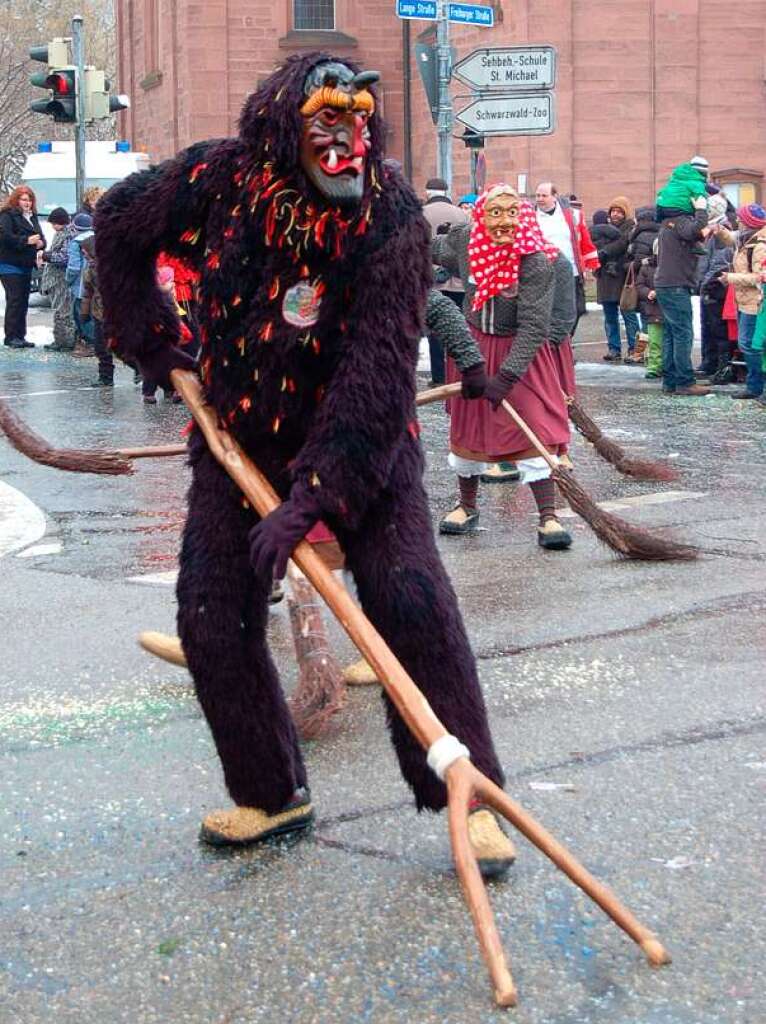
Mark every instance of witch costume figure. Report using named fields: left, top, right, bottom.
left=433, top=185, right=574, bottom=550
left=95, top=52, right=515, bottom=874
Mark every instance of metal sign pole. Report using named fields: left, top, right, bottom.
left=72, top=15, right=86, bottom=211
left=436, top=0, right=453, bottom=193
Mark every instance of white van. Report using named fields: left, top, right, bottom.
left=22, top=140, right=150, bottom=220
left=21, top=140, right=150, bottom=293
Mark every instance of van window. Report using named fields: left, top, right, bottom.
left=24, top=178, right=122, bottom=216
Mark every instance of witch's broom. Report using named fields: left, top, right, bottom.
left=417, top=384, right=697, bottom=562
left=564, top=390, right=679, bottom=482
left=169, top=367, right=672, bottom=1009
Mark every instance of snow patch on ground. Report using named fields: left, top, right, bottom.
left=26, top=324, right=55, bottom=348
left=0, top=481, right=47, bottom=557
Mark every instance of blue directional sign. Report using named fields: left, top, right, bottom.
left=448, top=2, right=494, bottom=27
left=396, top=0, right=438, bottom=19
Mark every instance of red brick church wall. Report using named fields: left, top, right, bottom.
left=117, top=0, right=766, bottom=215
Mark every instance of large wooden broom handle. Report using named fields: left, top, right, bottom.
left=170, top=369, right=670, bottom=1006
left=170, top=371, right=447, bottom=753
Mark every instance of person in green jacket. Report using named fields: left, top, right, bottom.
left=656, top=158, right=708, bottom=217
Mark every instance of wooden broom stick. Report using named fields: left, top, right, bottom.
left=170, top=367, right=671, bottom=1008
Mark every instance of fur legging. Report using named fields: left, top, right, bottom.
left=177, top=437, right=504, bottom=814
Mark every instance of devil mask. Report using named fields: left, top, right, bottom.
left=299, top=61, right=379, bottom=208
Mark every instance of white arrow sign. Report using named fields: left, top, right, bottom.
left=453, top=46, right=557, bottom=92
left=455, top=92, right=555, bottom=137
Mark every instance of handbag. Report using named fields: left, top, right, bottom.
left=619, top=264, right=638, bottom=313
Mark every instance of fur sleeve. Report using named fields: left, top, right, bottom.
left=95, top=139, right=233, bottom=364
left=289, top=184, right=432, bottom=530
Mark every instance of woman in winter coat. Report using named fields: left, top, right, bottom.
left=40, top=207, right=78, bottom=351
left=628, top=206, right=661, bottom=272
left=592, top=199, right=639, bottom=362
left=0, top=185, right=45, bottom=348
left=720, top=204, right=766, bottom=398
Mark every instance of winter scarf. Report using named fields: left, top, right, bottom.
left=469, top=186, right=557, bottom=311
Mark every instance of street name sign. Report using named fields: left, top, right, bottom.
left=453, top=46, right=556, bottom=91
left=455, top=91, right=555, bottom=136
left=447, top=3, right=494, bottom=27
left=396, top=0, right=438, bottom=19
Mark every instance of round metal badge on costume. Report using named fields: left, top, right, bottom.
left=282, top=281, right=322, bottom=327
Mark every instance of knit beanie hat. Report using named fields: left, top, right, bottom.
left=592, top=209, right=609, bottom=225
left=72, top=212, right=93, bottom=231
left=690, top=155, right=709, bottom=174
left=706, top=193, right=728, bottom=226
left=608, top=195, right=634, bottom=220
left=737, top=203, right=766, bottom=230
left=48, top=207, right=70, bottom=226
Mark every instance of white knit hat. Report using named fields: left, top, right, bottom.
left=690, top=155, right=709, bottom=173
left=707, top=192, right=728, bottom=225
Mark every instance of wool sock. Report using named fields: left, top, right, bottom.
left=529, top=477, right=556, bottom=523
left=458, top=475, right=479, bottom=511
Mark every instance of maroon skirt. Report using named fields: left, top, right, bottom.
left=552, top=336, right=576, bottom=398
left=446, top=325, right=570, bottom=462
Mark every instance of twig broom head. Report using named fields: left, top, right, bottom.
left=568, top=398, right=679, bottom=482
left=286, top=574, right=347, bottom=740
left=552, top=467, right=698, bottom=561
left=0, top=396, right=133, bottom=475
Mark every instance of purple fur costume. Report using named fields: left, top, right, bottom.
left=95, top=52, right=504, bottom=815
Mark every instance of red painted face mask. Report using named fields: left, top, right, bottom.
left=298, top=62, right=378, bottom=209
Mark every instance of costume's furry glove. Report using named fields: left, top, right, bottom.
left=248, top=486, right=322, bottom=580
left=484, top=367, right=519, bottom=410
left=138, top=345, right=197, bottom=393
left=460, top=361, right=488, bottom=399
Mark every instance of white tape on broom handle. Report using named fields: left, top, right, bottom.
left=427, top=734, right=471, bottom=781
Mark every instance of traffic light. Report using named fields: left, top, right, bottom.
left=83, top=67, right=130, bottom=121
left=29, top=40, right=78, bottom=124
left=461, top=126, right=484, bottom=150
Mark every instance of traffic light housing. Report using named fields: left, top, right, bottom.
left=461, top=126, right=485, bottom=150
left=29, top=40, right=78, bottom=124
left=83, top=67, right=131, bottom=121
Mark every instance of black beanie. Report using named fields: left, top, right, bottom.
left=48, top=207, right=71, bottom=226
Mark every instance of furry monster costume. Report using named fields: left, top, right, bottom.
left=96, top=52, right=504, bottom=819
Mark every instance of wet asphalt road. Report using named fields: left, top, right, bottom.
left=1, top=307, right=765, bottom=1023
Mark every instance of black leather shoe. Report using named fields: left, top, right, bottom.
left=730, top=391, right=759, bottom=400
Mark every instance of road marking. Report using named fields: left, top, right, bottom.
left=17, top=541, right=62, bottom=558
left=127, top=570, right=178, bottom=586
left=0, top=384, right=132, bottom=399
left=555, top=490, right=706, bottom=519
left=0, top=481, right=47, bottom=557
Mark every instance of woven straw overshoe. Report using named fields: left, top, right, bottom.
left=468, top=808, right=517, bottom=878
left=342, top=658, right=379, bottom=686
left=200, top=794, right=314, bottom=846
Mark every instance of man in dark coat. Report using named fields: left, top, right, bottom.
left=95, top=52, right=514, bottom=873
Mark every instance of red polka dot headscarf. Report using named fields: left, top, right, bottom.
left=469, top=184, right=558, bottom=311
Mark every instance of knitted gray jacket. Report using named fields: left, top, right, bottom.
left=433, top=223, right=554, bottom=382
left=548, top=253, right=576, bottom=345
left=424, top=289, right=483, bottom=370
